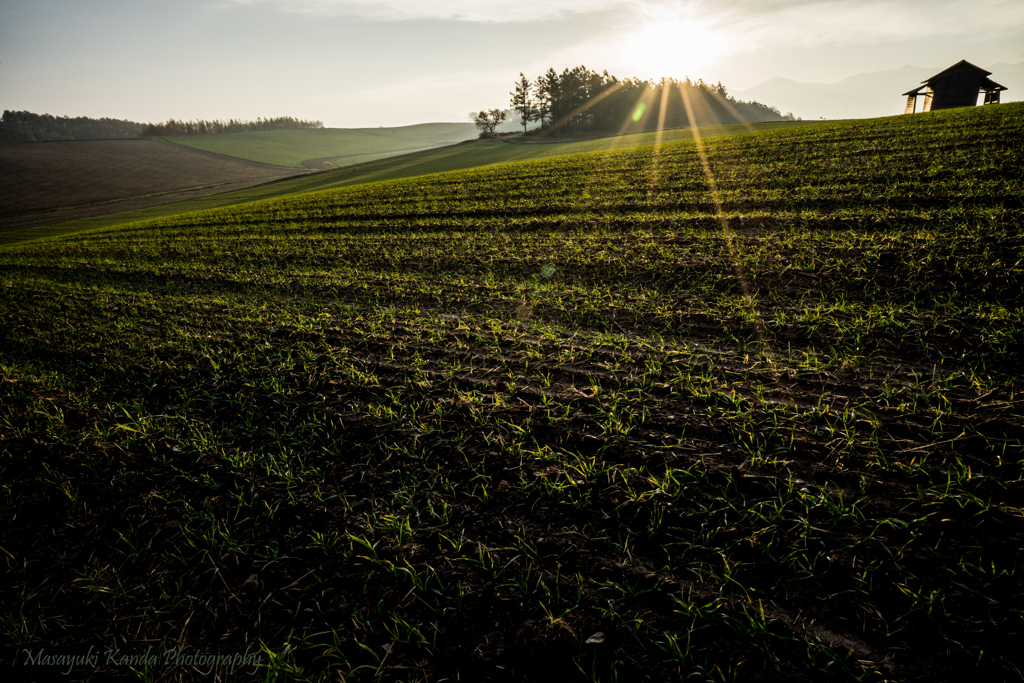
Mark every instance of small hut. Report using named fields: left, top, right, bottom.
left=902, top=60, right=1007, bottom=114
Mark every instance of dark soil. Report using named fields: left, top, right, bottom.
left=0, top=139, right=307, bottom=231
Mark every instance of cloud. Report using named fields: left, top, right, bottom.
left=721, top=0, right=1024, bottom=49
left=217, top=0, right=1024, bottom=45
left=217, top=0, right=625, bottom=22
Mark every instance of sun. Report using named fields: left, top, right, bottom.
left=618, top=17, right=727, bottom=81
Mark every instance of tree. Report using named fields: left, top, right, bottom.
left=534, top=69, right=559, bottom=128
left=509, top=73, right=536, bottom=133
left=469, top=109, right=507, bottom=136
left=511, top=67, right=791, bottom=137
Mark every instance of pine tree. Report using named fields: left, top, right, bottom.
left=534, top=69, right=559, bottom=128
left=509, top=73, right=536, bottom=133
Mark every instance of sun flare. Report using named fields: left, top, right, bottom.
left=618, top=17, right=727, bottom=81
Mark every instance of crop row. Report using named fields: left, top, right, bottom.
left=1, top=103, right=1022, bottom=681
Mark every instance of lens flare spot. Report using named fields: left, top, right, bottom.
left=632, top=103, right=646, bottom=122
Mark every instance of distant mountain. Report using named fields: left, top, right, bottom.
left=732, top=61, right=1024, bottom=120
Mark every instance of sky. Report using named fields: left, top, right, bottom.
left=2, top=0, right=1023, bottom=127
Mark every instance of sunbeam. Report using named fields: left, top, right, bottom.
left=677, top=84, right=774, bottom=364
left=539, top=80, right=628, bottom=137
left=648, top=79, right=672, bottom=199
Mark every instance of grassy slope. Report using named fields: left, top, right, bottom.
left=163, top=123, right=479, bottom=167
left=290, top=121, right=820, bottom=186
left=1, top=104, right=1022, bottom=681
left=1, top=121, right=816, bottom=246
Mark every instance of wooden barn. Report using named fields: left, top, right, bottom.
left=903, top=60, right=1007, bottom=114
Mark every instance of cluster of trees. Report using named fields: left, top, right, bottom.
left=137, top=116, right=323, bottom=137
left=1, top=111, right=325, bottom=143
left=0, top=110, right=142, bottom=143
left=476, top=66, right=795, bottom=136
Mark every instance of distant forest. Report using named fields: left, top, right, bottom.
left=138, top=116, right=324, bottom=137
left=0, top=110, right=142, bottom=143
left=508, top=66, right=796, bottom=135
left=0, top=111, right=323, bottom=143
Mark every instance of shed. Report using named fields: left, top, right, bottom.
left=902, top=60, right=1007, bottom=114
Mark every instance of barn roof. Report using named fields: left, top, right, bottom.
left=923, top=59, right=991, bottom=82
left=980, top=76, right=1008, bottom=92
left=901, top=60, right=1007, bottom=96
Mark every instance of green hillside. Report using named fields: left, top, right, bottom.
left=2, top=104, right=1022, bottom=680
left=296, top=120, right=819, bottom=185
left=2, top=120, right=815, bottom=245
left=163, top=122, right=479, bottom=167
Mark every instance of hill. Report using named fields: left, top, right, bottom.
left=734, top=60, right=1024, bottom=120
left=2, top=120, right=816, bottom=245
left=163, top=123, right=481, bottom=168
left=0, top=138, right=308, bottom=233
left=2, top=103, right=1022, bottom=681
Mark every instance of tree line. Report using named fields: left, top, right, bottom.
left=137, top=116, right=323, bottom=137
left=0, top=110, right=142, bottom=143
left=1, top=111, right=324, bottom=143
left=475, top=66, right=796, bottom=136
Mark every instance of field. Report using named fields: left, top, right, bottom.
left=1, top=103, right=1023, bottom=681
left=2, top=121, right=814, bottom=247
left=163, top=124, right=481, bottom=169
left=0, top=139, right=307, bottom=234
left=265, top=122, right=821, bottom=185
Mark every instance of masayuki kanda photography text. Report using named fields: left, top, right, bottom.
left=19, top=645, right=263, bottom=676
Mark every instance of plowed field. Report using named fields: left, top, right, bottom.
left=1, top=104, right=1023, bottom=682
left=164, top=123, right=479, bottom=168
left=0, top=139, right=307, bottom=232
